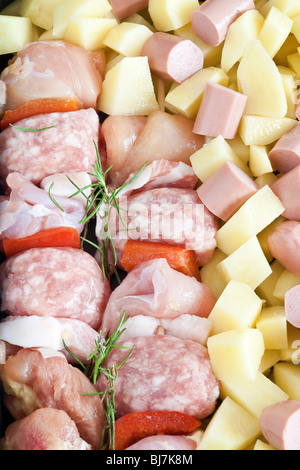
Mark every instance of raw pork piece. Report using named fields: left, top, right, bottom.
left=1, top=408, right=92, bottom=450
left=0, top=316, right=100, bottom=364
left=96, top=335, right=220, bottom=420
left=0, top=247, right=111, bottom=330
left=0, top=347, right=105, bottom=449
left=100, top=258, right=215, bottom=338
left=126, top=434, right=197, bottom=450
left=1, top=40, right=105, bottom=111
left=100, top=110, right=205, bottom=186
left=98, top=187, right=218, bottom=268
left=0, top=172, right=87, bottom=241
left=0, top=108, right=100, bottom=186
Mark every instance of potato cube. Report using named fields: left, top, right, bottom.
left=253, top=439, right=276, bottom=450
left=98, top=56, right=159, bottom=116
left=216, top=185, right=284, bottom=256
left=197, top=396, right=261, bottom=450
left=207, top=328, right=265, bottom=381
left=1, top=0, right=22, bottom=16
left=275, top=34, right=299, bottom=68
left=273, top=269, right=300, bottom=301
left=255, top=173, right=278, bottom=188
left=0, top=15, right=33, bottom=54
left=259, top=349, right=281, bottom=374
left=53, top=0, right=112, bottom=37
left=273, top=362, right=300, bottom=400
left=237, top=40, right=287, bottom=118
left=287, top=52, right=300, bottom=77
left=216, top=236, right=272, bottom=290
left=238, top=115, right=297, bottom=146
left=228, top=134, right=250, bottom=164
left=200, top=249, right=227, bottom=300
left=280, top=323, right=300, bottom=362
left=148, top=0, right=199, bottom=32
left=103, top=22, right=153, bottom=57
left=220, top=371, right=289, bottom=419
left=281, top=72, right=297, bottom=119
left=260, top=0, right=300, bottom=18
left=256, top=306, right=288, bottom=349
left=165, top=67, right=228, bottom=119
left=255, top=259, right=285, bottom=306
left=190, top=135, right=251, bottom=183
left=20, top=0, right=64, bottom=30
left=221, top=9, right=264, bottom=73
left=259, top=7, right=293, bottom=59
left=249, top=145, right=273, bottom=177
left=208, top=280, right=263, bottom=334
left=63, top=17, right=118, bottom=50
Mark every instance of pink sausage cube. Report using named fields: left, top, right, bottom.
left=260, top=400, right=300, bottom=450
left=269, top=123, right=300, bottom=174
left=191, top=0, right=255, bottom=47
left=197, top=160, right=258, bottom=221
left=141, top=32, right=204, bottom=83
left=285, top=285, right=300, bottom=328
left=109, top=0, right=149, bottom=20
left=271, top=165, right=300, bottom=220
left=193, top=82, right=247, bottom=139
left=268, top=220, right=300, bottom=274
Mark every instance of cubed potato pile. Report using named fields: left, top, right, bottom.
left=1, top=0, right=300, bottom=451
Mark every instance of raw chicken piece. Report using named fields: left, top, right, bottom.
left=0, top=316, right=100, bottom=364
left=0, top=108, right=100, bottom=186
left=0, top=172, right=86, bottom=241
left=126, top=434, right=197, bottom=450
left=101, top=111, right=205, bottom=186
left=1, top=408, right=92, bottom=450
left=1, top=40, right=105, bottom=111
left=100, top=258, right=216, bottom=337
left=0, top=347, right=105, bottom=449
left=0, top=247, right=111, bottom=330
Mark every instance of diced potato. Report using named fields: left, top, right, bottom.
left=125, top=13, right=156, bottom=32
left=197, top=396, right=261, bottom=450
left=249, top=145, right=273, bottom=177
left=216, top=185, right=284, bottom=255
left=174, top=22, right=223, bottom=67
left=274, top=34, right=299, bottom=67
left=0, top=15, right=33, bottom=54
left=200, top=249, right=227, bottom=299
left=103, top=22, right=153, bottom=57
left=287, top=52, right=300, bottom=76
left=207, top=328, right=265, bottom=381
left=260, top=0, right=300, bottom=17
left=148, top=0, right=199, bottom=32
left=281, top=72, right=297, bottom=119
left=259, top=7, right=293, bottom=58
left=216, top=236, right=272, bottom=290
left=273, top=362, right=300, bottom=400
left=257, top=215, right=286, bottom=262
left=208, top=280, right=263, bottom=334
left=190, top=135, right=251, bottom=182
left=291, top=14, right=300, bottom=43
left=63, top=17, right=118, bottom=50
left=238, top=115, right=297, bottom=146
left=98, top=56, right=159, bottom=116
left=220, top=371, right=289, bottom=419
left=256, top=306, right=288, bottom=349
left=104, top=52, right=125, bottom=74
left=221, top=10, right=264, bottom=73
left=1, top=0, right=22, bottom=15
left=165, top=67, right=228, bottom=119
left=255, top=172, right=278, bottom=188
left=253, top=439, right=276, bottom=450
left=20, top=0, right=64, bottom=30
left=53, top=0, right=112, bottom=37
left=259, top=349, right=281, bottom=374
left=237, top=40, right=287, bottom=118
left=273, top=269, right=300, bottom=301
left=255, top=259, right=285, bottom=306
left=280, top=323, right=300, bottom=362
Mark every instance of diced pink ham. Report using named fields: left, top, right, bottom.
left=0, top=247, right=111, bottom=330
left=141, top=32, right=204, bottom=83
left=100, top=258, right=216, bottom=338
left=0, top=347, right=105, bottom=449
left=285, top=285, right=300, bottom=328
left=269, top=123, right=300, bottom=174
left=0, top=108, right=101, bottom=187
left=191, top=0, right=255, bottom=47
left=101, top=111, right=205, bottom=187
left=109, top=0, right=149, bottom=20
left=260, top=400, right=300, bottom=450
left=197, top=161, right=258, bottom=221
left=126, top=434, right=197, bottom=450
left=1, top=408, right=92, bottom=450
left=96, top=335, right=220, bottom=420
left=268, top=220, right=300, bottom=274
left=193, top=82, right=247, bottom=139
left=271, top=165, right=300, bottom=220
left=1, top=40, right=105, bottom=111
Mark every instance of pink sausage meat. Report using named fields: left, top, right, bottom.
left=191, top=0, right=255, bottom=47
left=96, top=335, right=220, bottom=420
left=260, top=400, right=300, bottom=450
left=269, top=123, right=300, bottom=174
left=268, top=220, right=300, bottom=274
left=141, top=32, right=204, bottom=83
left=109, top=0, right=149, bottom=20
left=285, top=285, right=300, bottom=328
left=271, top=165, right=300, bottom=220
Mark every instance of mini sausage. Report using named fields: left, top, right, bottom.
left=271, top=165, right=300, bottom=220
left=269, top=123, right=300, bottom=174
left=268, top=220, right=300, bottom=274
left=191, top=0, right=255, bottom=47
left=109, top=0, right=149, bottom=20
left=260, top=400, right=300, bottom=450
left=285, top=285, right=300, bottom=328
left=193, top=82, right=247, bottom=139
left=141, top=32, right=204, bottom=83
